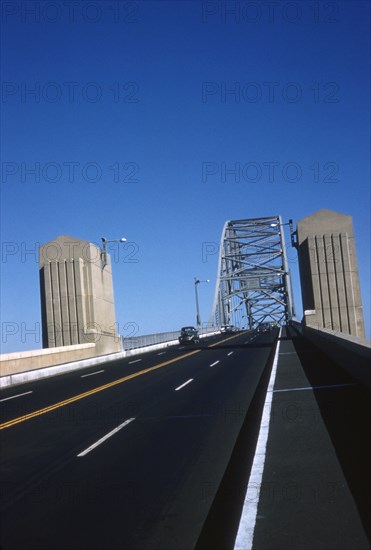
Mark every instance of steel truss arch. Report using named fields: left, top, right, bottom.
left=209, top=216, right=294, bottom=329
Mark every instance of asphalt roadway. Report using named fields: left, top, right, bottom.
left=0, top=330, right=277, bottom=550
left=251, top=327, right=371, bottom=550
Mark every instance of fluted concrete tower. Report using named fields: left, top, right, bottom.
left=297, top=209, right=365, bottom=338
left=39, top=235, right=120, bottom=355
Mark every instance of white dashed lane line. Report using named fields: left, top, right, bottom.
left=157, top=352, right=166, bottom=355
left=175, top=379, right=194, bottom=391
left=0, top=391, right=33, bottom=403
left=77, top=418, right=136, bottom=457
left=81, top=370, right=104, bottom=378
left=209, top=361, right=220, bottom=367
left=128, top=359, right=142, bottom=364
left=227, top=352, right=234, bottom=356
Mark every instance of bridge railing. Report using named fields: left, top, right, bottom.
left=289, top=320, right=371, bottom=389
left=121, top=326, right=220, bottom=351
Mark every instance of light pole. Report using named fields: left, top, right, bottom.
left=270, top=219, right=297, bottom=248
left=101, top=236, right=127, bottom=269
left=194, top=277, right=210, bottom=328
left=269, top=220, right=295, bottom=322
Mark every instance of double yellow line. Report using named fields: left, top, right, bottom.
left=0, top=332, right=244, bottom=431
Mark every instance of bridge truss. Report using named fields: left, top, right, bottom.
left=209, top=216, right=294, bottom=329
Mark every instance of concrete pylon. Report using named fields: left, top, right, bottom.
left=297, top=209, right=365, bottom=338
left=39, top=235, right=120, bottom=355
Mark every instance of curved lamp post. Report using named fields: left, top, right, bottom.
left=194, top=277, right=210, bottom=328
left=101, top=236, right=127, bottom=269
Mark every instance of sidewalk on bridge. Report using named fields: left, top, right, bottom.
left=250, top=327, right=370, bottom=550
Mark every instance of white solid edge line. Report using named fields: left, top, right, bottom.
left=227, top=352, right=234, bottom=356
left=175, top=379, right=194, bottom=391
left=209, top=361, right=220, bottom=367
left=129, top=359, right=142, bottom=364
left=233, top=327, right=282, bottom=550
left=81, top=370, right=104, bottom=378
left=0, top=390, right=33, bottom=402
left=77, top=418, right=136, bottom=457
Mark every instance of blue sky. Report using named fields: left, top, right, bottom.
left=1, top=0, right=370, bottom=352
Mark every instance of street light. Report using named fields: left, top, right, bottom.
left=270, top=219, right=296, bottom=248
left=194, top=277, right=210, bottom=328
left=101, top=236, right=127, bottom=269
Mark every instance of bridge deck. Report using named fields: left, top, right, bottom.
left=251, top=327, right=370, bottom=549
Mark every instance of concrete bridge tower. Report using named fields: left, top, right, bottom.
left=39, top=235, right=120, bottom=356
left=297, top=209, right=365, bottom=338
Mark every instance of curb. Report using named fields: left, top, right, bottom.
left=0, top=331, right=220, bottom=389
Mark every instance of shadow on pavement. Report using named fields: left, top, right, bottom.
left=289, top=328, right=371, bottom=543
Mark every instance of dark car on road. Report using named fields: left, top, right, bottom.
left=179, top=326, right=200, bottom=344
left=257, top=322, right=271, bottom=333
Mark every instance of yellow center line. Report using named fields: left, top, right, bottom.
left=0, top=349, right=200, bottom=431
left=0, top=332, right=246, bottom=431
left=208, top=331, right=248, bottom=347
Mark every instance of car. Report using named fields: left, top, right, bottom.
left=221, top=324, right=236, bottom=333
left=179, top=326, right=200, bottom=344
left=257, top=322, right=271, bottom=333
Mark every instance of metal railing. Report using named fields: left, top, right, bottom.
left=121, top=326, right=220, bottom=351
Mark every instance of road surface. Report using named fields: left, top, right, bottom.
left=0, top=330, right=277, bottom=550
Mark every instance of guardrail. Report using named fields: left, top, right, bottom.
left=121, top=326, right=220, bottom=351
left=289, top=320, right=371, bottom=389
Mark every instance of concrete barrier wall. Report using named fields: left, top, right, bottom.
left=0, top=343, right=96, bottom=377
left=290, top=321, right=371, bottom=389
left=121, top=327, right=219, bottom=350
left=0, top=331, right=222, bottom=388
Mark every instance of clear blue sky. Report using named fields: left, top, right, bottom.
left=1, top=0, right=370, bottom=352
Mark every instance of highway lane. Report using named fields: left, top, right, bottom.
left=0, top=329, right=277, bottom=550
left=0, top=331, right=254, bottom=502
left=0, top=330, right=270, bottom=427
left=0, top=332, right=227, bottom=424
